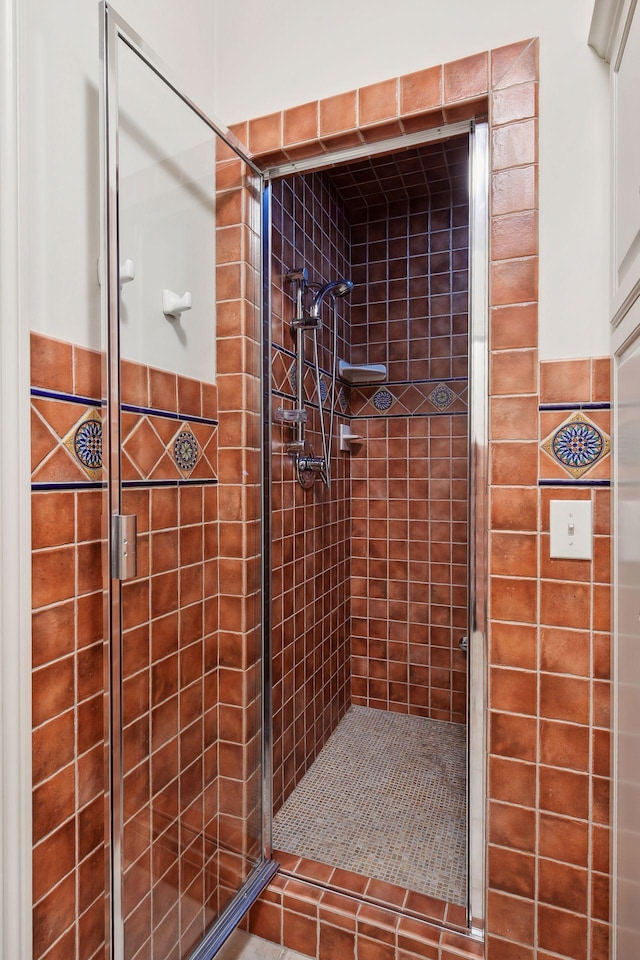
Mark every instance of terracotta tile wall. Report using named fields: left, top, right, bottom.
left=349, top=185, right=468, bottom=721
left=243, top=35, right=613, bottom=960
left=243, top=872, right=482, bottom=960
left=116, top=319, right=221, bottom=956
left=212, top=149, right=264, bottom=907
left=30, top=332, right=106, bottom=960
left=119, top=150, right=266, bottom=947
left=31, top=332, right=224, bottom=960
left=487, top=356, right=611, bottom=960
left=270, top=171, right=352, bottom=813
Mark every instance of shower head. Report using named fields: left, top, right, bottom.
left=310, top=278, right=354, bottom=317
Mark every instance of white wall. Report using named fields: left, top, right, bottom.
left=118, top=40, right=217, bottom=382
left=20, top=0, right=609, bottom=361
left=20, top=0, right=216, bottom=354
left=212, top=0, right=610, bottom=362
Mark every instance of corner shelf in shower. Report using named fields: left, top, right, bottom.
left=337, top=360, right=387, bottom=384
left=339, top=424, right=363, bottom=451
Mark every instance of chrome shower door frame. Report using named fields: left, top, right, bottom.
left=100, top=5, right=277, bottom=959
left=467, top=120, right=489, bottom=936
left=264, top=120, right=489, bottom=932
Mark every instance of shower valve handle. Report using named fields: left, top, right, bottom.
left=297, top=455, right=325, bottom=474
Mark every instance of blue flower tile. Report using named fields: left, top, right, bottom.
left=173, top=430, right=200, bottom=473
left=428, top=383, right=456, bottom=411
left=541, top=412, right=610, bottom=479
left=373, top=389, right=394, bottom=411
left=63, top=408, right=103, bottom=479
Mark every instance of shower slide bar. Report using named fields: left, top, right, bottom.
left=282, top=267, right=353, bottom=489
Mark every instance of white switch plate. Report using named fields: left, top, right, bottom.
left=549, top=500, right=592, bottom=560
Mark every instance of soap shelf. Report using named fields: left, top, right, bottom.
left=339, top=424, right=363, bottom=451
left=274, top=408, right=308, bottom=424
left=338, top=360, right=387, bottom=385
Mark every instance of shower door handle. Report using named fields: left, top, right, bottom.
left=112, top=514, right=137, bottom=580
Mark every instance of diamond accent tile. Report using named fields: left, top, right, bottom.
left=172, top=429, right=200, bottom=474
left=63, top=408, right=103, bottom=480
left=373, top=389, right=394, bottom=411
left=33, top=396, right=87, bottom=440
left=396, top=384, right=425, bottom=415
left=122, top=417, right=165, bottom=478
left=428, top=383, right=456, bottom=411
left=272, top=350, right=288, bottom=393
left=541, top=411, right=611, bottom=479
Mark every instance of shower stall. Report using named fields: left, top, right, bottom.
left=265, top=128, right=487, bottom=924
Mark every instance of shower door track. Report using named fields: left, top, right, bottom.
left=264, top=119, right=473, bottom=180
left=261, top=120, right=489, bottom=935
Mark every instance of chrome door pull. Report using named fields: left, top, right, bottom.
left=112, top=514, right=137, bottom=580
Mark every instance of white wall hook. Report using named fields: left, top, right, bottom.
left=96, top=257, right=136, bottom=286
left=120, top=259, right=135, bottom=284
left=163, top=289, right=192, bottom=319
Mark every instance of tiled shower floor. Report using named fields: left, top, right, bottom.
left=272, top=706, right=467, bottom=906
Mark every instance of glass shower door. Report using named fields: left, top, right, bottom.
left=101, top=6, right=274, bottom=959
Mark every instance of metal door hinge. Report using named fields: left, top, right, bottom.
left=112, top=514, right=137, bottom=580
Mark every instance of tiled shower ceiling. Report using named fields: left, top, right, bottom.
left=326, top=135, right=469, bottom=212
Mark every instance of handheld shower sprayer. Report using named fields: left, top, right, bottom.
left=309, top=279, right=354, bottom=319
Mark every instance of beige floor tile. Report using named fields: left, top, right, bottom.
left=216, top=930, right=312, bottom=960
left=273, top=705, right=467, bottom=904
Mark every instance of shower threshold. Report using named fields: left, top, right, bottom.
left=272, top=706, right=467, bottom=911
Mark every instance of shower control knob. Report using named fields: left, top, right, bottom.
left=297, top=455, right=325, bottom=473
left=163, top=289, right=192, bottom=319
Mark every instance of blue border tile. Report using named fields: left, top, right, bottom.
left=31, top=386, right=100, bottom=406
left=121, top=403, right=218, bottom=427
left=538, top=479, right=610, bottom=487
left=32, top=477, right=218, bottom=492
left=32, top=481, right=104, bottom=491
left=539, top=402, right=610, bottom=412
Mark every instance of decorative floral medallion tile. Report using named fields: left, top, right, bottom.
left=541, top=411, right=611, bottom=479
left=319, top=376, right=328, bottom=403
left=337, top=386, right=348, bottom=413
left=373, top=389, right=394, bottom=411
left=428, top=383, right=456, bottom=412
left=172, top=429, right=200, bottom=474
left=63, top=408, right=103, bottom=480
left=289, top=360, right=297, bottom=394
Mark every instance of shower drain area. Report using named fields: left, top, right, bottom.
left=272, top=705, right=467, bottom=906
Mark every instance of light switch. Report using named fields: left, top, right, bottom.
left=549, top=500, right=592, bottom=560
